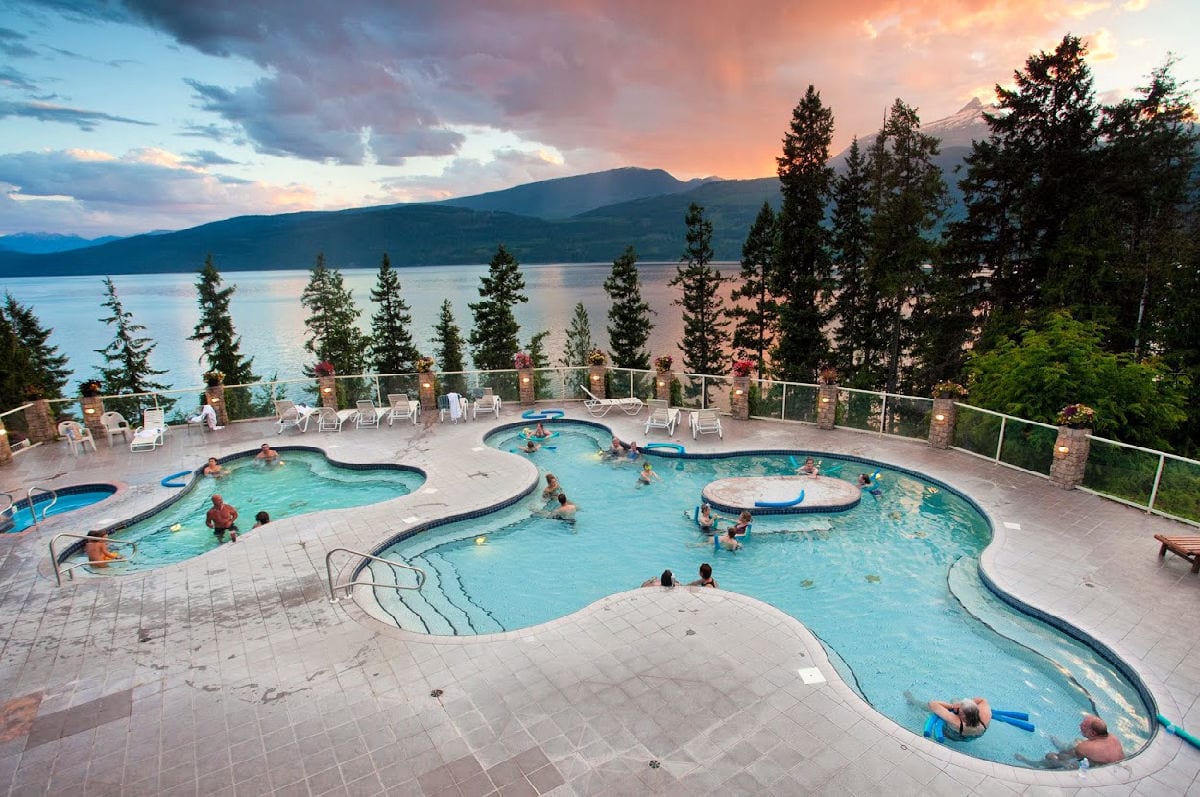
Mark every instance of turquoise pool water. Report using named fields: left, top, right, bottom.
left=2, top=486, right=116, bottom=533
left=371, top=423, right=1151, bottom=768
left=68, top=450, right=424, bottom=571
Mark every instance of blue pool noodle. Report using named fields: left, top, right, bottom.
left=754, top=490, right=804, bottom=508
left=923, top=714, right=937, bottom=738
left=788, top=455, right=799, bottom=469
left=992, top=710, right=1029, bottom=721
left=991, top=713, right=1035, bottom=732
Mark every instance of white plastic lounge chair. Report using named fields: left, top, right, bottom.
left=580, top=386, right=644, bottom=417
left=644, top=403, right=680, bottom=436
left=58, top=420, right=97, bottom=455
left=473, top=391, right=501, bottom=419
left=99, top=411, right=130, bottom=446
left=355, top=400, right=383, bottom=429
left=439, top=393, right=467, bottom=423
left=386, top=393, right=420, bottom=426
left=691, top=408, right=723, bottom=439
left=275, top=400, right=316, bottom=434
left=130, top=409, right=166, bottom=452
left=315, top=406, right=345, bottom=432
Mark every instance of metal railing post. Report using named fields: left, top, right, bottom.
left=1147, top=453, right=1166, bottom=513
left=994, top=417, right=1007, bottom=462
left=879, top=393, right=888, bottom=435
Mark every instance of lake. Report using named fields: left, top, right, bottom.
left=1, top=262, right=736, bottom=390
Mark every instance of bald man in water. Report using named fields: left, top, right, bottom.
left=1016, top=714, right=1124, bottom=768
left=205, top=494, right=239, bottom=543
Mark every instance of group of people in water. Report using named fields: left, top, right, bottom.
left=907, top=692, right=1124, bottom=767
left=533, top=472, right=577, bottom=522
left=642, top=562, right=718, bottom=589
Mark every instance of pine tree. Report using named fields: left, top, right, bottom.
left=368, top=252, right=420, bottom=373
left=560, top=303, right=594, bottom=368
left=603, top=245, right=653, bottom=370
left=729, top=202, right=778, bottom=378
left=3, top=293, right=71, bottom=400
left=0, top=312, right=35, bottom=412
left=960, top=34, right=1103, bottom=346
left=432, top=299, right=467, bottom=394
left=300, top=252, right=366, bottom=374
left=468, top=244, right=527, bottom=371
left=1099, top=58, right=1199, bottom=357
left=670, top=203, right=729, bottom=396
left=828, top=139, right=875, bottom=384
left=864, top=99, right=947, bottom=394
left=773, top=85, right=835, bottom=381
left=94, top=276, right=173, bottom=414
left=526, top=330, right=551, bottom=397
left=189, top=254, right=258, bottom=417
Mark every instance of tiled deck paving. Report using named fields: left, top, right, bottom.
left=1, top=406, right=1198, bottom=796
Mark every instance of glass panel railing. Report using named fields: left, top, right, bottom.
left=674, top=374, right=704, bottom=409
left=750, top=380, right=783, bottom=419
left=1083, top=438, right=1158, bottom=508
left=998, top=419, right=1057, bottom=475
left=378, top=373, right=421, bottom=401
left=220, top=384, right=277, bottom=421
left=1154, top=457, right=1200, bottom=524
left=841, top=389, right=882, bottom=433
left=954, top=405, right=1002, bottom=459
left=783, top=384, right=818, bottom=424
left=703, top=376, right=733, bottom=413
left=886, top=395, right=934, bottom=440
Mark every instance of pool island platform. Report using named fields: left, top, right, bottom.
left=0, top=405, right=1198, bottom=795
left=703, top=474, right=861, bottom=515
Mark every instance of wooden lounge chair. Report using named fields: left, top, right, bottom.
left=1154, top=534, right=1200, bottom=573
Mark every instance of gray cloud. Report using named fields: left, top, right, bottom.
left=0, top=66, right=39, bottom=92
left=182, top=149, right=238, bottom=167
left=0, top=27, right=38, bottom=58
left=0, top=100, right=154, bottom=130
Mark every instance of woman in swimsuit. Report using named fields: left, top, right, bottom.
left=688, top=562, right=718, bottom=588
left=532, top=422, right=550, bottom=439
left=928, top=697, right=991, bottom=739
left=542, top=473, right=562, bottom=500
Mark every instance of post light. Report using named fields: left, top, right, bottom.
left=321, top=386, right=332, bottom=394
left=521, top=376, right=530, bottom=384
left=84, top=407, right=96, bottom=415
left=0, top=428, right=6, bottom=436
left=421, top=381, right=431, bottom=389
left=734, top=388, right=744, bottom=396
left=590, top=374, right=600, bottom=382
left=657, top=380, right=665, bottom=387
left=210, top=397, right=221, bottom=404
left=820, top=397, right=830, bottom=404
left=1056, top=445, right=1070, bottom=455
left=934, top=413, right=945, bottom=422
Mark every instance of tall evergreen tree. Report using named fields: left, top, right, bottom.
left=670, top=203, right=729, bottom=386
left=864, top=99, right=947, bottom=394
left=94, top=276, right=173, bottom=413
left=0, top=312, right=36, bottom=412
left=959, top=34, right=1102, bottom=345
left=468, top=244, right=527, bottom=371
left=300, top=253, right=366, bottom=374
left=773, top=85, right=834, bottom=381
left=432, top=299, right=467, bottom=394
left=1099, top=58, right=1199, bottom=357
left=603, top=246, right=653, bottom=369
left=828, top=139, right=876, bottom=384
left=3, top=293, right=71, bottom=399
left=526, top=329, right=551, bottom=396
left=368, top=252, right=420, bottom=373
left=559, top=303, right=594, bottom=368
left=190, top=254, right=257, bottom=388
left=729, top=202, right=778, bottom=378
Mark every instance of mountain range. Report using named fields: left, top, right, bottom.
left=0, top=102, right=989, bottom=278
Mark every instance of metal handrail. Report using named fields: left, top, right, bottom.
left=49, top=532, right=138, bottom=587
left=325, top=547, right=425, bottom=603
left=0, top=492, right=13, bottom=515
left=27, top=486, right=57, bottom=522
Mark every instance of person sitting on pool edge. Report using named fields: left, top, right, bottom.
left=641, top=569, right=676, bottom=588
left=85, top=529, right=122, bottom=567
left=202, top=457, right=226, bottom=477
left=689, top=562, right=718, bottom=588
left=928, top=696, right=992, bottom=739
left=1015, top=714, right=1124, bottom=768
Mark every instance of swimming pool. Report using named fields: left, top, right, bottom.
left=2, top=485, right=117, bottom=533
left=61, top=448, right=424, bottom=572
left=367, top=423, right=1152, bottom=768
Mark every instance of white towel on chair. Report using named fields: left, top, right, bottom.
left=447, top=392, right=462, bottom=421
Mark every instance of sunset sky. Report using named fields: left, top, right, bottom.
left=1, top=0, right=1196, bottom=237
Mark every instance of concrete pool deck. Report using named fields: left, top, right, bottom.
left=0, top=406, right=1197, bottom=796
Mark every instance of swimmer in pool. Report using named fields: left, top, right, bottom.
left=521, top=440, right=541, bottom=454
left=637, top=462, right=660, bottom=486
left=799, top=457, right=819, bottom=476
left=531, top=421, right=550, bottom=439
left=719, top=526, right=743, bottom=551
left=542, top=473, right=562, bottom=501
left=641, top=569, right=676, bottom=588
left=202, top=457, right=226, bottom=477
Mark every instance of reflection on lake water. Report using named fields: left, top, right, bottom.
left=4, top=262, right=735, bottom=388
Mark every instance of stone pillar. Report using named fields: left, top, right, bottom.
left=1049, top=426, right=1092, bottom=490
left=655, top=369, right=671, bottom=403
left=587, top=366, right=607, bottom=399
left=731, top=377, right=750, bottom=421
left=205, top=384, right=229, bottom=426
left=417, top=373, right=436, bottom=412
left=318, top=375, right=338, bottom=409
left=26, top=399, right=56, bottom=444
left=928, top=398, right=957, bottom=450
left=80, top=395, right=105, bottom=439
left=515, top=368, right=533, bottom=405
left=816, top=385, right=838, bottom=430
left=0, top=420, right=12, bottom=466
